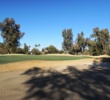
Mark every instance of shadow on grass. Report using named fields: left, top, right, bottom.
left=22, top=58, right=110, bottom=100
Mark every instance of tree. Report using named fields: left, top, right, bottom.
left=91, top=27, right=110, bottom=55
left=31, top=48, right=40, bottom=55
left=59, top=50, right=64, bottom=54
left=0, top=42, right=7, bottom=54
left=44, top=45, right=59, bottom=54
left=23, top=43, right=30, bottom=54
left=16, top=47, right=24, bottom=54
left=35, top=44, right=40, bottom=48
left=0, top=18, right=24, bottom=53
left=31, top=44, right=40, bottom=55
left=76, top=32, right=86, bottom=54
left=62, top=29, right=73, bottom=53
left=72, top=41, right=80, bottom=55
left=88, top=39, right=98, bottom=55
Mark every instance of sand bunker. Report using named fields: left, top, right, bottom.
left=0, top=58, right=110, bottom=100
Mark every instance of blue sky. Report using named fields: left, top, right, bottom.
left=0, top=0, right=110, bottom=50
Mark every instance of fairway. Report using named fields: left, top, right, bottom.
left=0, top=55, right=91, bottom=64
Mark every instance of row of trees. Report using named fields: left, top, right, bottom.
left=0, top=18, right=110, bottom=55
left=15, top=44, right=62, bottom=55
left=0, top=18, right=63, bottom=55
left=62, top=28, right=110, bottom=55
left=0, top=42, right=29, bottom=54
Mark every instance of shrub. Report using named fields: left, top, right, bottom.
left=31, top=48, right=40, bottom=55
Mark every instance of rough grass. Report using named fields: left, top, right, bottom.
left=0, top=55, right=91, bottom=64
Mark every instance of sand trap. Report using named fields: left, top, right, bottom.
left=0, top=64, right=91, bottom=100
left=0, top=58, right=110, bottom=100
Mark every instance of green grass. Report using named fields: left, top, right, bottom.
left=0, top=55, right=91, bottom=64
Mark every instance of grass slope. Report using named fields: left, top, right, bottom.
left=0, top=55, right=91, bottom=64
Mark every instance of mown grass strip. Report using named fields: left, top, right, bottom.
left=0, top=55, right=91, bottom=64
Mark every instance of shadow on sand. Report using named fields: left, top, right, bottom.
left=22, top=58, right=110, bottom=100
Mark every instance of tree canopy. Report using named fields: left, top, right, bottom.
left=0, top=18, right=24, bottom=53
left=42, top=45, right=59, bottom=54
left=23, top=43, right=30, bottom=54
left=62, top=27, right=110, bottom=55
left=90, top=27, right=110, bottom=55
left=62, top=29, right=73, bottom=53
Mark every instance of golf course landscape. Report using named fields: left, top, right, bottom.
left=0, top=0, right=110, bottom=100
